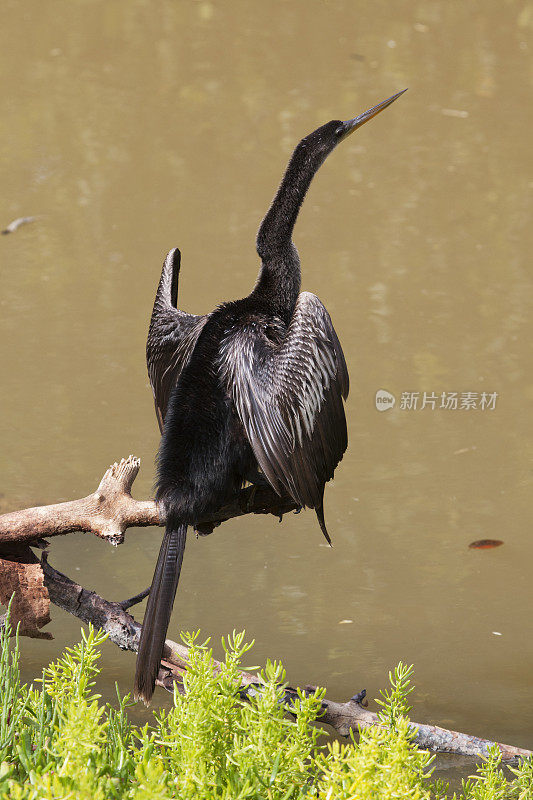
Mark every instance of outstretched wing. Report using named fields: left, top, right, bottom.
left=221, top=291, right=349, bottom=530
left=147, top=248, right=208, bottom=431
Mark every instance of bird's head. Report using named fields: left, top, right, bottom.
left=256, top=88, right=408, bottom=262
left=295, top=88, right=407, bottom=164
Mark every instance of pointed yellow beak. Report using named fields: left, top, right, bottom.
left=338, top=88, right=407, bottom=139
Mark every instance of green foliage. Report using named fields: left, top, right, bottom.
left=314, top=662, right=433, bottom=800
left=0, top=608, right=530, bottom=799
left=451, top=746, right=533, bottom=800
left=133, top=629, right=324, bottom=799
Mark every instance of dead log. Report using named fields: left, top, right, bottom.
left=0, top=455, right=298, bottom=547
left=41, top=553, right=532, bottom=763
left=0, top=544, right=51, bottom=638
left=0, top=456, right=296, bottom=644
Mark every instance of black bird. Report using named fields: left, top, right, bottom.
left=135, top=89, right=406, bottom=703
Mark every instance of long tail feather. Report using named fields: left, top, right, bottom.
left=134, top=524, right=187, bottom=704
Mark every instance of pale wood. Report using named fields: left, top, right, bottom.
left=0, top=456, right=298, bottom=546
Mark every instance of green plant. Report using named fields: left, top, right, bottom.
left=313, top=662, right=434, bottom=800
left=0, top=605, right=530, bottom=799
left=133, top=630, right=324, bottom=798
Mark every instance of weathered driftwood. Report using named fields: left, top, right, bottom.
left=0, top=456, right=531, bottom=762
left=41, top=554, right=532, bottom=763
left=0, top=456, right=298, bottom=547
left=0, top=455, right=296, bottom=639
left=0, top=544, right=51, bottom=638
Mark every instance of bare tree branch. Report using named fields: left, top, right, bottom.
left=41, top=553, right=532, bottom=763
left=0, top=456, right=298, bottom=547
left=119, top=587, right=151, bottom=610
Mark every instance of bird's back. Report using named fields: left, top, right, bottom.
left=155, top=304, right=257, bottom=525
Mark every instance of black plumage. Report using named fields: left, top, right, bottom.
left=135, top=89, right=406, bottom=703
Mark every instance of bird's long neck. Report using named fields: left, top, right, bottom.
left=253, top=140, right=328, bottom=318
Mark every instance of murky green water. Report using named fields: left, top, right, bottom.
left=1, top=0, right=532, bottom=777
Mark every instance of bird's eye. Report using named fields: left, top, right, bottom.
left=334, top=124, right=345, bottom=138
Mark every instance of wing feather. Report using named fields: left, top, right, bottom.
left=221, top=292, right=349, bottom=510
left=146, top=249, right=208, bottom=431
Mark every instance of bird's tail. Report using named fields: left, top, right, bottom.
left=134, top=523, right=187, bottom=704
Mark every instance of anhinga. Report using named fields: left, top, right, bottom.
left=135, top=89, right=406, bottom=703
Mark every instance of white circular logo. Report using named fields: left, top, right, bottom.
left=375, top=389, right=396, bottom=411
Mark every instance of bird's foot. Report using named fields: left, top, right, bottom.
left=245, top=477, right=270, bottom=512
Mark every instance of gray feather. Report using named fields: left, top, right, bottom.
left=147, top=249, right=208, bottom=431
left=220, top=291, right=348, bottom=544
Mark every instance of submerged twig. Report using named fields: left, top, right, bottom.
left=2, top=216, right=39, bottom=235
left=119, top=587, right=151, bottom=610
